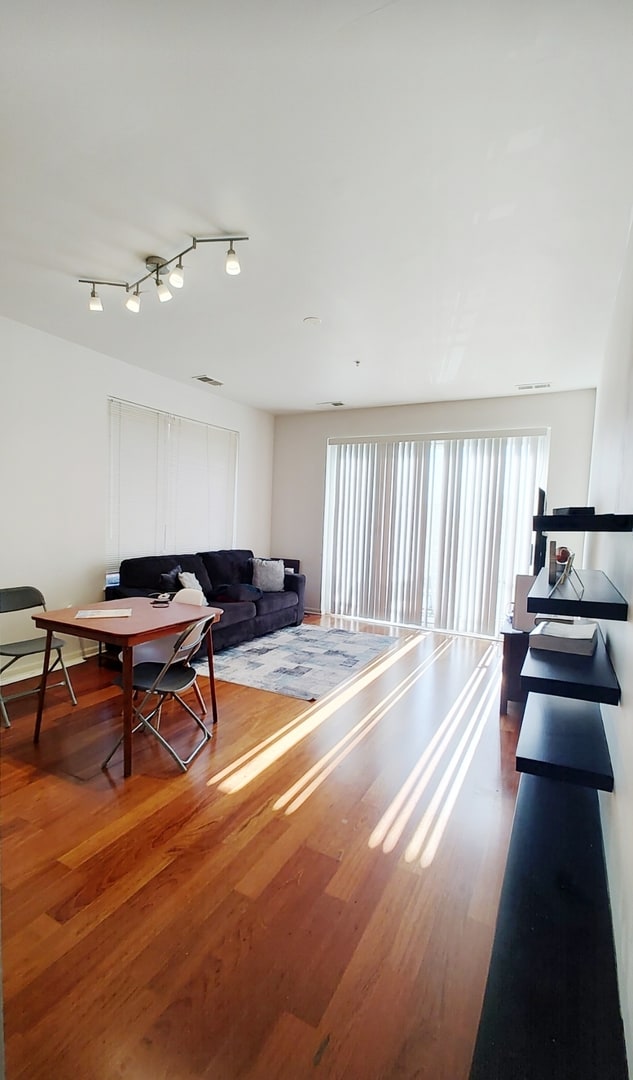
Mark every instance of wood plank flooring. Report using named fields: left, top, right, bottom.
left=1, top=618, right=520, bottom=1079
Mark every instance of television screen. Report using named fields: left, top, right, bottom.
left=532, top=487, right=547, bottom=574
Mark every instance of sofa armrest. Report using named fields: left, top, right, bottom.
left=283, top=572, right=306, bottom=624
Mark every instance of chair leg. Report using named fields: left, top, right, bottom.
left=102, top=688, right=213, bottom=773
left=142, top=699, right=212, bottom=772
left=102, top=711, right=148, bottom=768
left=193, top=679, right=207, bottom=715
left=140, top=720, right=189, bottom=772
left=0, top=655, right=18, bottom=726
left=101, top=693, right=162, bottom=769
left=57, top=649, right=78, bottom=706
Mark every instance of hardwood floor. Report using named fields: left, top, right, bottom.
left=1, top=618, right=520, bottom=1079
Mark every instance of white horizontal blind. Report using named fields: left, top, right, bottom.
left=108, top=399, right=238, bottom=570
left=322, top=430, right=547, bottom=636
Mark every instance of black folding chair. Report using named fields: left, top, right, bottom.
left=0, top=586, right=77, bottom=727
left=102, top=615, right=216, bottom=772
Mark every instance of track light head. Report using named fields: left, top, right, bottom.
left=125, top=288, right=141, bottom=313
left=225, top=242, right=240, bottom=275
left=169, top=260, right=185, bottom=288
left=156, top=276, right=172, bottom=303
left=89, top=286, right=103, bottom=312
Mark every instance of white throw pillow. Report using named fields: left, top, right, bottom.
left=252, top=558, right=285, bottom=592
left=178, top=571, right=204, bottom=593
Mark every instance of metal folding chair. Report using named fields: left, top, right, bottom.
left=102, top=615, right=216, bottom=772
left=0, top=586, right=77, bottom=727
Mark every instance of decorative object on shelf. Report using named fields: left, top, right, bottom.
left=554, top=551, right=576, bottom=592
left=548, top=539, right=557, bottom=585
left=78, top=233, right=249, bottom=313
left=529, top=619, right=598, bottom=656
left=512, top=574, right=537, bottom=632
left=552, top=506, right=596, bottom=516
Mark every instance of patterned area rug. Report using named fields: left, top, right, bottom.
left=194, top=624, right=399, bottom=700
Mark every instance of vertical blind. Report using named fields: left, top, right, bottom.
left=321, top=430, right=548, bottom=636
left=108, top=398, right=238, bottom=570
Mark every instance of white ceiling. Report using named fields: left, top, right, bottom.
left=2, top=1, right=633, bottom=415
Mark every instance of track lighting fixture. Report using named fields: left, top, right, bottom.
left=125, top=287, right=141, bottom=313
left=156, top=275, right=172, bottom=303
left=225, top=243, right=240, bottom=275
left=78, top=233, right=248, bottom=312
left=169, top=259, right=185, bottom=288
left=89, top=286, right=103, bottom=312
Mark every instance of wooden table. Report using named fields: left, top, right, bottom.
left=32, top=597, right=222, bottom=777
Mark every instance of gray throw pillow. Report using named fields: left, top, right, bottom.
left=252, top=558, right=285, bottom=592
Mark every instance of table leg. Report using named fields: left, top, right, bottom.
left=33, top=630, right=53, bottom=743
left=122, top=644, right=134, bottom=777
left=205, top=628, right=218, bottom=725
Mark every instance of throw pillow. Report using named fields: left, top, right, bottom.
left=178, top=570, right=204, bottom=593
left=159, top=565, right=182, bottom=591
left=214, top=583, right=263, bottom=602
left=252, top=558, right=285, bottom=592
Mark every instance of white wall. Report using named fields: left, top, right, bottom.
left=585, top=223, right=633, bottom=1065
left=0, top=315, right=275, bottom=671
left=272, top=389, right=596, bottom=612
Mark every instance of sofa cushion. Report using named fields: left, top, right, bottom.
left=214, top=600, right=257, bottom=628
left=214, top=583, right=263, bottom=603
left=198, top=549, right=254, bottom=590
left=252, top=558, right=285, bottom=592
left=255, top=590, right=298, bottom=616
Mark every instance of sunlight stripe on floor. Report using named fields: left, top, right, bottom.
left=274, top=637, right=457, bottom=815
left=209, top=633, right=427, bottom=794
left=368, top=644, right=497, bottom=852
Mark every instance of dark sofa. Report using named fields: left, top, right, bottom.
left=107, top=549, right=305, bottom=653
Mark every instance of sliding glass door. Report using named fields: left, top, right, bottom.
left=321, top=430, right=548, bottom=637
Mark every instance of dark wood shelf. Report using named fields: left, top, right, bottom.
left=469, top=774, right=627, bottom=1080
left=533, top=513, right=633, bottom=532
left=499, top=618, right=529, bottom=713
left=520, top=626, right=620, bottom=705
left=516, top=694, right=614, bottom=791
left=527, top=567, right=628, bottom=620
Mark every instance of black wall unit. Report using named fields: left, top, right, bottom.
left=472, top=509, right=630, bottom=1078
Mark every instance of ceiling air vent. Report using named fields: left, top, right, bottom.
left=194, top=375, right=223, bottom=387
left=516, top=382, right=551, bottom=391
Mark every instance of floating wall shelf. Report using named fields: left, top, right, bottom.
left=527, top=567, right=628, bottom=621
left=520, top=627, right=620, bottom=706
left=533, top=514, right=633, bottom=532
left=516, top=694, right=614, bottom=792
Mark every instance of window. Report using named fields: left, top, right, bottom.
left=108, top=399, right=238, bottom=569
left=321, top=430, right=548, bottom=637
